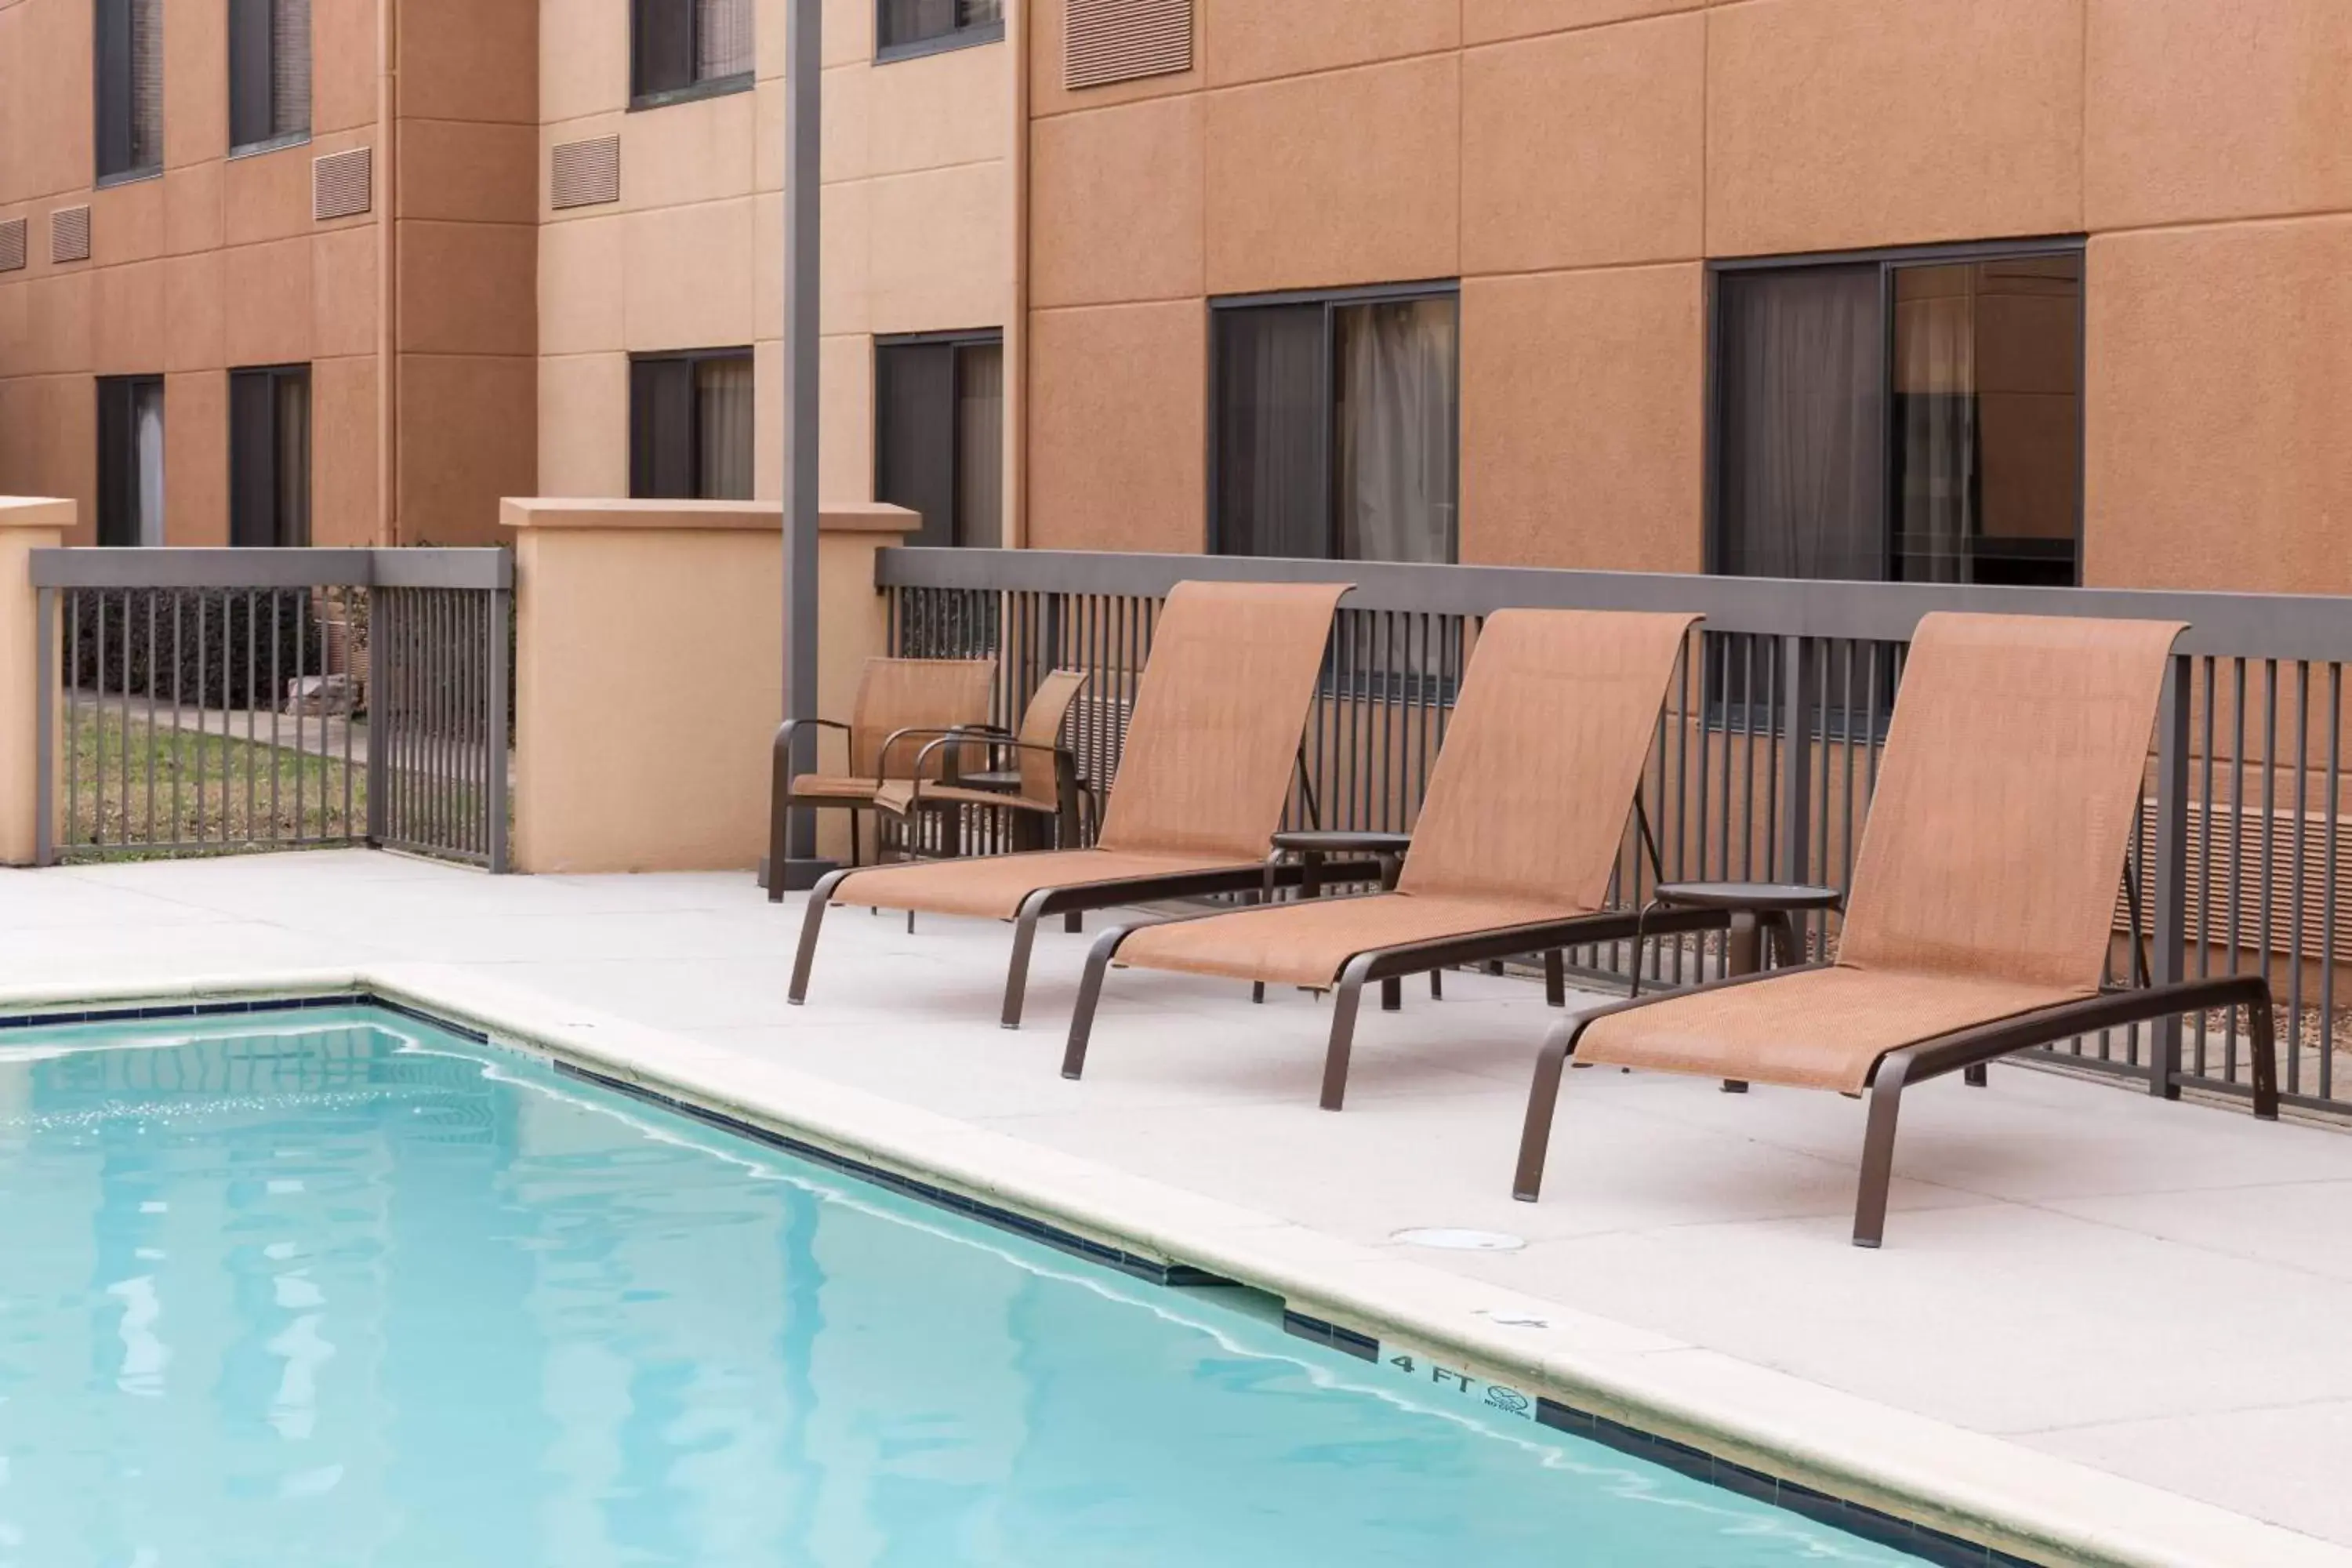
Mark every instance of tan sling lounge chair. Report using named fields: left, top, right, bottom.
left=875, top=668, right=1092, bottom=853
left=1060, top=609, right=1736, bottom=1109
left=1513, top=612, right=2279, bottom=1247
left=768, top=655, right=996, bottom=872
left=788, top=580, right=1352, bottom=1028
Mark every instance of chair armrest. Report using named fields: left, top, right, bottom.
left=903, top=735, right=1075, bottom=808
left=773, top=717, right=851, bottom=776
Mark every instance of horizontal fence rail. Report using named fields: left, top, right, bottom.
left=31, top=549, right=511, bottom=872
left=879, top=547, right=2352, bottom=1123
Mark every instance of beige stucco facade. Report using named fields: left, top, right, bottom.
left=535, top=0, right=1013, bottom=515
left=0, top=0, right=539, bottom=547
left=1023, top=0, right=2352, bottom=591
left=4, top=0, right=2349, bottom=590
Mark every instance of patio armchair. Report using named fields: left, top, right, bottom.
left=789, top=581, right=1352, bottom=1028
left=1512, top=612, right=2279, bottom=1247
left=1060, top=610, right=1735, bottom=1109
left=873, top=668, right=1093, bottom=855
left=767, top=655, right=996, bottom=877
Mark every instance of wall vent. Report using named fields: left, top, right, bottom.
left=313, top=147, right=373, bottom=221
left=49, top=206, right=91, bottom=264
left=1066, top=0, right=1192, bottom=91
left=0, top=218, right=25, bottom=273
left=550, top=136, right=622, bottom=209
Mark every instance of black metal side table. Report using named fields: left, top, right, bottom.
left=1650, top=880, right=1842, bottom=1091
left=1262, top=829, right=1425, bottom=1011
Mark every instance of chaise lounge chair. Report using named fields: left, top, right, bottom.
left=789, top=580, right=1352, bottom=1027
left=768, top=655, right=996, bottom=874
left=1512, top=612, right=2279, bottom=1247
left=1060, top=609, right=1736, bottom=1109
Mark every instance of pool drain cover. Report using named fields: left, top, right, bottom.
left=1391, top=1227, right=1526, bottom=1252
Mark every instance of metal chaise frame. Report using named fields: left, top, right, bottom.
left=1062, top=898, right=1736, bottom=1109
left=1512, top=965, right=2278, bottom=1247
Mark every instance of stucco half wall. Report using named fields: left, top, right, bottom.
left=503, top=498, right=918, bottom=875
left=0, top=499, right=69, bottom=866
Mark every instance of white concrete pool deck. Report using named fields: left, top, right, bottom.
left=5, top=848, right=2350, bottom=1566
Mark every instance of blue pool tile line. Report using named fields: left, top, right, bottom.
left=3, top=990, right=2047, bottom=1566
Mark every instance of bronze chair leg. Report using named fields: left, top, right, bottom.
left=1544, top=949, right=1566, bottom=1007
left=1513, top=1016, right=1583, bottom=1200
left=1429, top=969, right=1443, bottom=1000
left=787, top=869, right=853, bottom=1004
left=1001, top=891, right=1052, bottom=1030
left=1963, top=1064, right=1988, bottom=1087
left=1853, top=1049, right=1917, bottom=1248
left=1062, top=925, right=1134, bottom=1080
left=1320, top=953, right=1379, bottom=1110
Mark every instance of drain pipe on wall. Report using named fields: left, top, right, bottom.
left=1004, top=0, right=1030, bottom=549
left=376, top=0, right=400, bottom=545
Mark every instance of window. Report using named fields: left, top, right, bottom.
left=97, top=377, right=165, bottom=548
left=1212, top=286, right=1458, bottom=563
left=630, top=350, right=754, bottom=500
left=94, top=0, right=163, bottom=183
left=229, top=0, right=312, bottom=153
left=877, top=0, right=1004, bottom=60
left=633, top=0, right=754, bottom=105
left=874, top=332, right=1003, bottom=549
left=230, top=366, right=310, bottom=547
left=1712, top=245, right=2084, bottom=587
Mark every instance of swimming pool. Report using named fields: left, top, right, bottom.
left=0, top=1005, right=1947, bottom=1566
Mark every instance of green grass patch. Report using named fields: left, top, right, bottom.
left=61, top=711, right=365, bottom=857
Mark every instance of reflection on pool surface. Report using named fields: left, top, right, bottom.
left=0, top=1008, right=1929, bottom=1566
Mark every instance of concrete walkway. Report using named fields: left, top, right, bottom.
left=6, top=849, right=2351, bottom=1559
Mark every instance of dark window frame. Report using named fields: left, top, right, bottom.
left=97, top=375, right=165, bottom=549
left=630, top=0, right=755, bottom=110
left=873, top=327, right=1004, bottom=550
left=629, top=347, right=756, bottom=501
left=875, top=0, right=1006, bottom=64
left=1704, top=234, right=2088, bottom=587
left=93, top=0, right=163, bottom=187
left=1207, top=278, right=1461, bottom=564
left=228, top=364, right=311, bottom=549
left=228, top=0, right=312, bottom=158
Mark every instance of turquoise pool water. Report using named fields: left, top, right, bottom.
left=0, top=1007, right=1936, bottom=1566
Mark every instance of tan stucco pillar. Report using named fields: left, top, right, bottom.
left=501, top=498, right=919, bottom=874
left=0, top=500, right=70, bottom=866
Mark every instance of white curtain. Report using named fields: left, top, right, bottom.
left=1335, top=298, right=1456, bottom=564
left=956, top=343, right=1004, bottom=547
left=696, top=356, right=754, bottom=501
left=133, top=385, right=165, bottom=547
left=697, top=0, right=754, bottom=79
left=1893, top=265, right=1977, bottom=584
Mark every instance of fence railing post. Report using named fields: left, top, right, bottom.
left=1776, top=633, right=1817, bottom=886
left=487, top=586, right=511, bottom=873
left=2149, top=652, right=2191, bottom=1098
left=365, top=585, right=388, bottom=849
left=34, top=586, right=55, bottom=866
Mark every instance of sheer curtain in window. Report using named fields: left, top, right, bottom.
left=696, top=355, right=754, bottom=500
left=1335, top=298, right=1456, bottom=564
left=697, top=0, right=753, bottom=78
left=130, top=0, right=164, bottom=169
left=134, top=384, right=166, bottom=547
left=273, top=0, right=313, bottom=138
left=956, top=343, right=1004, bottom=547
left=1891, top=264, right=1976, bottom=584
left=1214, top=305, right=1325, bottom=557
left=1715, top=266, right=1884, bottom=580
left=275, top=375, right=311, bottom=546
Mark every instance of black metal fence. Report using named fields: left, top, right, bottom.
left=882, top=548, right=2352, bottom=1123
left=32, top=549, right=511, bottom=871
